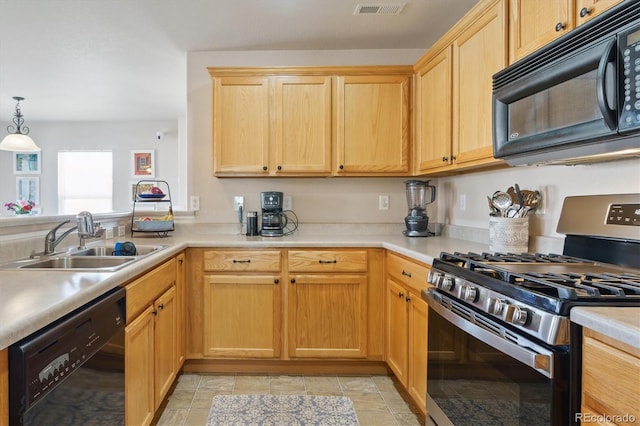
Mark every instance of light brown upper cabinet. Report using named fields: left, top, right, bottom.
left=509, top=0, right=622, bottom=64
left=211, top=73, right=331, bottom=176
left=335, top=73, right=412, bottom=176
left=414, top=0, right=507, bottom=175
left=209, top=67, right=412, bottom=177
left=212, top=76, right=270, bottom=175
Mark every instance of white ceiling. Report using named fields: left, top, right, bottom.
left=0, top=0, right=478, bottom=122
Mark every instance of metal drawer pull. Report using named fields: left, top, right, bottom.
left=233, top=259, right=251, bottom=263
left=318, top=260, right=337, bottom=264
left=401, top=270, right=412, bottom=278
left=398, top=292, right=404, bottom=298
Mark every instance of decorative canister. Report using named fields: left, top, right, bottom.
left=489, top=216, right=529, bottom=253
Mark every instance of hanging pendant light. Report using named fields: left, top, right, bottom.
left=0, top=96, right=41, bottom=152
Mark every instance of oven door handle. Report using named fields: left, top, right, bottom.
left=426, top=292, right=555, bottom=378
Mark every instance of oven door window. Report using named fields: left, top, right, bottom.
left=427, top=309, right=568, bottom=426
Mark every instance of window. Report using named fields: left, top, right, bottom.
left=58, top=151, right=113, bottom=214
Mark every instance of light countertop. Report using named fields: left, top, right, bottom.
left=571, top=307, right=640, bottom=349
left=1, top=224, right=638, bottom=351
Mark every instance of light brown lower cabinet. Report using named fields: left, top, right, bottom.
left=125, top=257, right=179, bottom=426
left=385, top=252, right=430, bottom=414
left=581, top=328, right=640, bottom=426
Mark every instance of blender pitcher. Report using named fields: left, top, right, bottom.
left=404, top=180, right=436, bottom=237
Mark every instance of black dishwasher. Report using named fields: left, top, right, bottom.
left=9, top=287, right=126, bottom=426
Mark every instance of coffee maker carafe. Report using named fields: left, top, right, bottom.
left=260, top=191, right=287, bottom=237
left=404, top=180, right=436, bottom=237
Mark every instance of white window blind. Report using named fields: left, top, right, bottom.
left=58, top=151, right=113, bottom=214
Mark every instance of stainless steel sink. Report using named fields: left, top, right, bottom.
left=0, top=243, right=168, bottom=271
left=18, top=256, right=137, bottom=270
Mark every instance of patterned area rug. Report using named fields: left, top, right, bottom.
left=207, top=394, right=359, bottom=426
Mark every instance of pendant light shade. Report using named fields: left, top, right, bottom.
left=0, top=97, right=40, bottom=152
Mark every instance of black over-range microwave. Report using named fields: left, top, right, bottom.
left=493, top=0, right=640, bottom=166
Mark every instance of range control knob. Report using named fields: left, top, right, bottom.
left=509, top=306, right=530, bottom=326
left=439, top=276, right=455, bottom=291
left=427, top=271, right=442, bottom=286
left=461, top=285, right=478, bottom=302
left=488, top=298, right=507, bottom=316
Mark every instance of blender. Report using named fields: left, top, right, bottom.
left=404, top=180, right=436, bottom=237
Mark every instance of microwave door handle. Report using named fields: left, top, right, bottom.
left=596, top=38, right=618, bottom=130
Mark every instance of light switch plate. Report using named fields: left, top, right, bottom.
left=233, top=196, right=244, bottom=211
left=379, top=195, right=389, bottom=210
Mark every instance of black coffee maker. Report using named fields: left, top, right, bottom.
left=260, top=191, right=287, bottom=237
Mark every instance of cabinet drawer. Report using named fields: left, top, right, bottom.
left=386, top=252, right=430, bottom=293
left=126, top=258, right=177, bottom=323
left=204, top=250, right=281, bottom=272
left=288, top=250, right=367, bottom=273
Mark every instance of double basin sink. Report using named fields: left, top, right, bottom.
left=0, top=244, right=168, bottom=271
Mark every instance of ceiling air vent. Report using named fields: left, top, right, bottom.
left=354, top=3, right=407, bottom=15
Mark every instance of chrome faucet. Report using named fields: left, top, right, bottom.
left=44, top=219, right=77, bottom=255
left=43, top=211, right=104, bottom=255
left=76, top=211, right=103, bottom=248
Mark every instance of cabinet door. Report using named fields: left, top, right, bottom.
left=509, top=0, right=573, bottom=63
left=386, top=278, right=409, bottom=387
left=212, top=76, right=270, bottom=175
left=289, top=274, right=367, bottom=358
left=453, top=0, right=506, bottom=165
left=415, top=47, right=453, bottom=174
left=407, top=290, right=428, bottom=414
left=336, top=75, right=410, bottom=175
left=204, top=275, right=281, bottom=358
left=154, top=285, right=177, bottom=409
left=274, top=76, right=332, bottom=175
left=125, top=306, right=155, bottom=426
left=575, top=0, right=622, bottom=25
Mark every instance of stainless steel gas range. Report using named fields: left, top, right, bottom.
left=422, top=194, right=640, bottom=426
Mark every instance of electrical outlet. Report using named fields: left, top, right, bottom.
left=118, top=225, right=125, bottom=237
left=379, top=195, right=389, bottom=210
left=459, top=194, right=466, bottom=211
left=233, top=196, right=244, bottom=211
left=105, top=228, right=114, bottom=239
left=190, top=195, right=200, bottom=211
left=283, top=196, right=292, bottom=211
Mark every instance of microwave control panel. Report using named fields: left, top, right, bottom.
left=620, top=26, right=640, bottom=131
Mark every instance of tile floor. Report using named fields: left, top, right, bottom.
left=155, top=373, right=424, bottom=425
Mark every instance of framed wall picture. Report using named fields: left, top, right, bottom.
left=13, top=152, right=41, bottom=174
left=16, top=177, right=40, bottom=204
left=132, top=150, right=155, bottom=178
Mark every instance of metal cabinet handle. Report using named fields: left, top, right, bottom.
left=555, top=22, right=566, bottom=32
left=277, top=165, right=282, bottom=170
left=233, top=259, right=251, bottom=263
left=398, top=292, right=404, bottom=298
left=401, top=270, right=412, bottom=278
left=442, top=156, right=448, bottom=162
left=579, top=7, right=592, bottom=17
left=262, top=166, right=268, bottom=171
left=339, top=164, right=344, bottom=170
left=318, top=260, right=337, bottom=264
left=405, top=296, right=411, bottom=302
left=158, top=303, right=164, bottom=310
left=152, top=309, right=158, bottom=316
left=274, top=278, right=280, bottom=284
left=451, top=155, right=457, bottom=161
left=178, top=258, right=183, bottom=264
left=290, top=278, right=296, bottom=284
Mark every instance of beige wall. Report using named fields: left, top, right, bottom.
left=186, top=49, right=640, bottom=239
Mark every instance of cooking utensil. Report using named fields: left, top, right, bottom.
left=488, top=196, right=500, bottom=216
left=491, top=191, right=513, bottom=217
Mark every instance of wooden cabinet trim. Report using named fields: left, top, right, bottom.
left=209, top=66, right=414, bottom=77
